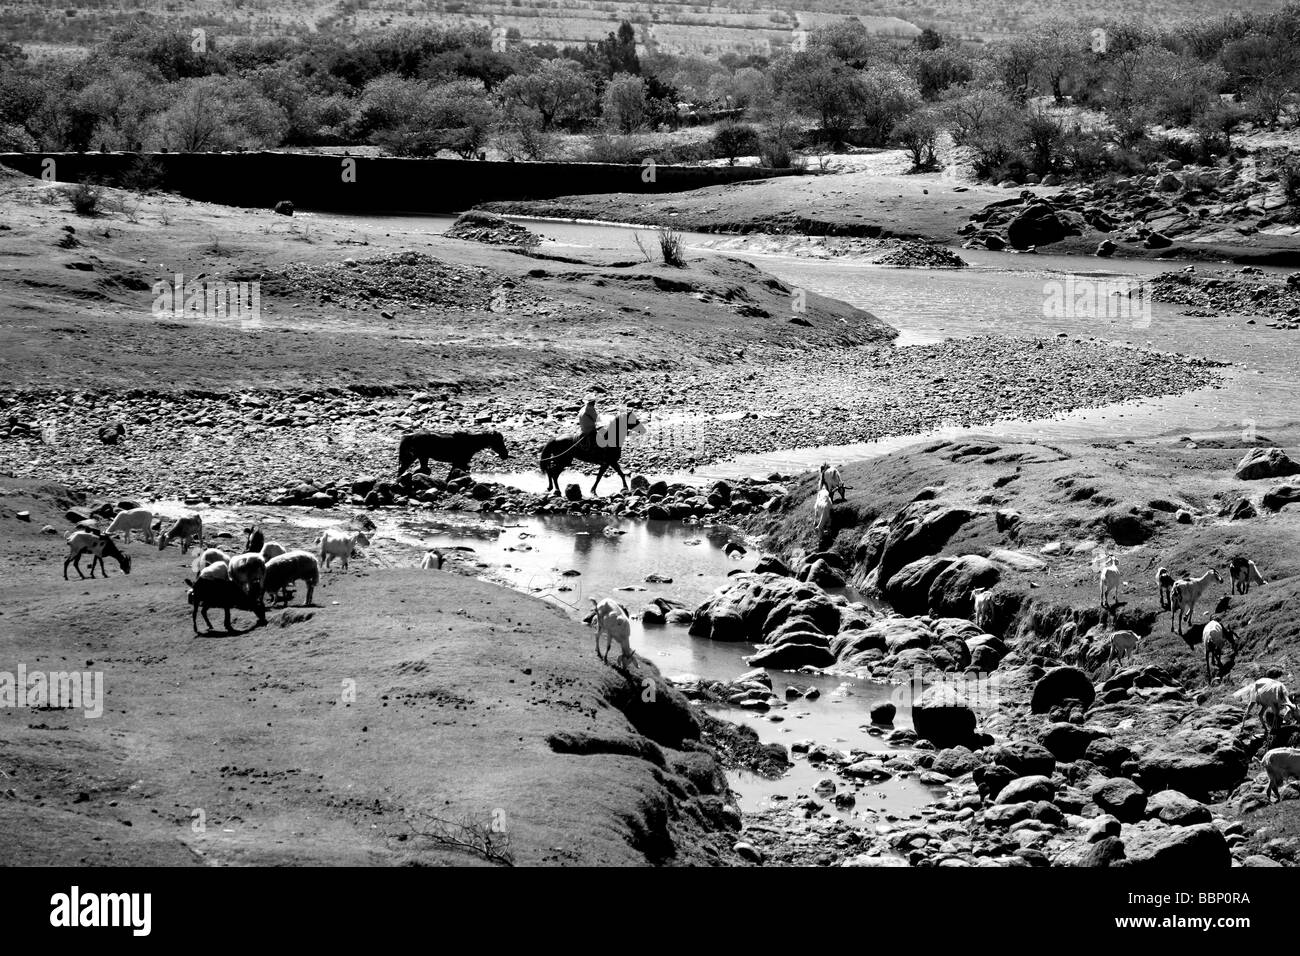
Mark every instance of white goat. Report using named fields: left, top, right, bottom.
left=419, top=549, right=444, bottom=570
left=1109, top=629, right=1139, bottom=665
left=812, top=487, right=832, bottom=541
left=263, top=550, right=319, bottom=606
left=1202, top=619, right=1237, bottom=682
left=819, top=463, right=846, bottom=502
left=318, top=529, right=371, bottom=570
left=157, top=514, right=204, bottom=553
left=1156, top=567, right=1175, bottom=610
left=228, top=551, right=266, bottom=597
left=590, top=597, right=634, bottom=668
left=1230, top=556, right=1266, bottom=595
left=1262, top=748, right=1300, bottom=803
left=1099, top=556, right=1120, bottom=608
left=973, top=588, right=994, bottom=631
left=105, top=508, right=154, bottom=544
left=260, top=541, right=287, bottom=561
left=1236, top=678, right=1300, bottom=737
left=1169, top=568, right=1223, bottom=634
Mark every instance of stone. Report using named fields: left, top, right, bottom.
left=1086, top=815, right=1122, bottom=842
left=1039, top=722, right=1099, bottom=762
left=869, top=702, right=896, bottom=725
left=1119, top=823, right=1231, bottom=868
left=1092, top=777, right=1147, bottom=823
left=994, top=774, right=1055, bottom=805
left=564, top=483, right=583, bottom=501
left=274, top=200, right=294, bottom=216
left=1006, top=203, right=1076, bottom=249
left=733, top=841, right=763, bottom=863
left=911, top=684, right=977, bottom=748
left=1235, top=447, right=1300, bottom=480
left=745, top=642, right=836, bottom=670
left=1076, top=836, right=1126, bottom=866
left=1262, top=484, right=1300, bottom=511
left=1031, top=666, right=1095, bottom=713
left=991, top=740, right=1056, bottom=777
left=930, top=745, right=977, bottom=777
left=1147, top=789, right=1212, bottom=826
left=1096, top=239, right=1117, bottom=257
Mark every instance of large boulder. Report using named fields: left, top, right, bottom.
left=1006, top=202, right=1077, bottom=249
left=1031, top=666, right=1095, bottom=714
left=873, top=504, right=975, bottom=589
left=991, top=740, right=1056, bottom=777
left=746, top=643, right=836, bottom=670
left=884, top=555, right=954, bottom=616
left=1147, top=790, right=1212, bottom=826
left=994, top=774, right=1055, bottom=805
left=690, top=574, right=823, bottom=642
left=1235, top=447, right=1300, bottom=481
left=927, top=555, right=1001, bottom=618
left=1039, top=722, right=1102, bottom=762
left=911, top=684, right=977, bottom=748
left=1117, top=823, right=1231, bottom=868
left=1262, top=484, right=1300, bottom=511
left=1092, top=777, right=1147, bottom=823
left=1131, top=727, right=1247, bottom=798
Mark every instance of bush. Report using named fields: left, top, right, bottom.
left=711, top=121, right=760, bottom=165
left=657, top=227, right=686, bottom=267
left=583, top=132, right=646, bottom=164
left=67, top=182, right=103, bottom=215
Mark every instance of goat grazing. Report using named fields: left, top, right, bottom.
left=1262, top=748, right=1300, bottom=803
left=1157, top=567, right=1174, bottom=610
left=812, top=488, right=832, bottom=542
left=590, top=597, right=634, bottom=668
left=1109, top=629, right=1139, bottom=665
left=1099, top=556, right=1120, bottom=609
left=105, top=508, right=154, bottom=544
left=185, top=576, right=266, bottom=634
left=1236, top=678, right=1300, bottom=739
left=1202, top=619, right=1238, bottom=683
left=63, top=530, right=132, bottom=580
left=1230, top=556, right=1266, bottom=595
left=419, top=549, right=445, bottom=570
left=318, top=528, right=370, bottom=570
left=244, top=525, right=265, bottom=554
left=157, top=514, right=204, bottom=553
left=262, top=550, right=319, bottom=607
left=819, top=463, right=846, bottom=503
left=1169, top=568, right=1223, bottom=634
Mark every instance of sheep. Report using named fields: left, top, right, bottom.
left=318, top=528, right=370, bottom=571
left=590, top=597, right=634, bottom=668
left=105, top=508, right=154, bottom=544
left=198, top=560, right=230, bottom=581
left=819, top=463, right=846, bottom=502
left=1236, top=677, right=1300, bottom=740
left=1109, top=629, right=1139, bottom=665
left=419, top=549, right=444, bottom=570
left=191, top=548, right=230, bottom=574
left=262, top=550, right=319, bottom=607
left=1156, top=567, right=1175, bottom=610
left=63, top=530, right=132, bottom=580
left=1169, top=568, right=1223, bottom=634
left=228, top=552, right=266, bottom=599
left=1099, top=556, right=1120, bottom=609
left=1202, top=619, right=1238, bottom=683
left=812, top=487, right=832, bottom=541
left=185, top=575, right=266, bottom=634
left=157, top=514, right=203, bottom=554
left=1261, top=748, right=1300, bottom=803
left=973, top=588, right=994, bottom=632
left=260, top=541, right=287, bottom=561
left=244, top=525, right=264, bottom=554
left=1230, top=556, right=1266, bottom=595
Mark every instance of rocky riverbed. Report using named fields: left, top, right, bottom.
left=1149, top=267, right=1300, bottom=328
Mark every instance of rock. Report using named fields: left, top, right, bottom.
left=1235, top=447, right=1300, bottom=480
left=1147, top=790, right=1212, bottom=826
left=274, top=200, right=294, bottom=216
left=991, top=740, right=1056, bottom=777
left=982, top=802, right=1036, bottom=827
left=869, top=702, right=896, bottom=725
left=1076, top=836, right=1126, bottom=867
left=1228, top=498, right=1257, bottom=521
left=1262, top=484, right=1300, bottom=511
left=15, top=511, right=30, bottom=522
left=746, top=643, right=836, bottom=670
left=806, top=559, right=845, bottom=588
left=1096, top=239, right=1117, bottom=257
left=1092, top=777, right=1147, bottom=822
left=1144, top=231, right=1173, bottom=249
left=884, top=555, right=954, bottom=616
left=1006, top=203, right=1075, bottom=249
left=734, top=841, right=763, bottom=864
left=911, top=684, right=977, bottom=748
left=752, top=555, right=793, bottom=577
left=994, top=774, right=1056, bottom=805
left=564, top=483, right=583, bottom=501
left=1031, top=666, right=1095, bottom=714
left=930, top=745, right=977, bottom=777
left=1039, top=722, right=1099, bottom=762
left=1132, top=727, right=1247, bottom=797
left=1086, top=815, right=1122, bottom=842
left=973, top=763, right=1017, bottom=801
left=641, top=604, right=666, bottom=625
left=927, top=555, right=1001, bottom=618
left=1084, top=737, right=1131, bottom=773
left=1119, top=823, right=1230, bottom=868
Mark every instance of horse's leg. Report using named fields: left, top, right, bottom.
left=611, top=460, right=629, bottom=490
left=591, top=463, right=607, bottom=495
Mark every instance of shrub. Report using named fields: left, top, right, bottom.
left=711, top=121, right=760, bottom=165
left=657, top=227, right=686, bottom=267
left=67, top=182, right=103, bottom=215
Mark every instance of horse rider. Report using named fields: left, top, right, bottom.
left=577, top=396, right=599, bottom=451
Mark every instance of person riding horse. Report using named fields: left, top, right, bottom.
left=577, top=397, right=599, bottom=452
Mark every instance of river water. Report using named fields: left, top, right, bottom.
left=291, top=209, right=1300, bottom=821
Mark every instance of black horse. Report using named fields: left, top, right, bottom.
left=397, top=430, right=509, bottom=478
left=540, top=410, right=646, bottom=495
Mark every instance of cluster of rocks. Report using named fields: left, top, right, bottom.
left=2, top=415, right=42, bottom=440
left=444, top=211, right=542, bottom=247
left=872, top=241, right=967, bottom=269
left=961, top=159, right=1296, bottom=253
left=1224, top=446, right=1300, bottom=518
left=265, top=251, right=540, bottom=315
left=1149, top=268, right=1300, bottom=327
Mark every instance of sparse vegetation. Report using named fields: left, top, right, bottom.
left=657, top=226, right=686, bottom=267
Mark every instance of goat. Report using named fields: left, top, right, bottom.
left=1099, top=556, right=1120, bottom=609
left=262, top=550, right=319, bottom=607
left=244, top=525, right=265, bottom=554
left=1110, top=629, right=1139, bottom=665
left=812, top=487, right=832, bottom=541
left=1262, top=748, right=1300, bottom=803
left=1156, top=567, right=1174, bottom=610
left=191, top=548, right=230, bottom=574
left=105, top=508, right=154, bottom=544
left=419, top=549, right=445, bottom=570
left=1230, top=556, right=1266, bottom=595
left=260, top=541, right=287, bottom=561
left=1169, top=568, right=1223, bottom=634
left=63, top=530, right=132, bottom=580
left=157, top=514, right=204, bottom=554
left=228, top=552, right=266, bottom=599
left=590, top=597, right=634, bottom=668
left=318, top=528, right=370, bottom=570
left=973, top=588, right=994, bottom=632
left=1236, top=678, right=1300, bottom=740
left=1202, top=619, right=1238, bottom=683
left=819, top=463, right=846, bottom=503
left=185, top=576, right=266, bottom=634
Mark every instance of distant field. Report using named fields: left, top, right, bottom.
left=0, top=0, right=1292, bottom=49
